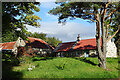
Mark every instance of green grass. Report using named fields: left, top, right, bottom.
left=2, top=57, right=119, bottom=78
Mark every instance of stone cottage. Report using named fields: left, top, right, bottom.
left=0, top=37, right=54, bottom=57
left=0, top=37, right=26, bottom=56
left=53, top=34, right=117, bottom=57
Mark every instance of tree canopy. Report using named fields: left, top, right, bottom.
left=27, top=32, right=47, bottom=41
left=46, top=37, right=62, bottom=47
left=2, top=2, right=41, bottom=42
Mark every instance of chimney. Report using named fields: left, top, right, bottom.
left=77, top=34, right=81, bottom=41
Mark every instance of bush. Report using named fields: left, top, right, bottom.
left=2, top=52, right=20, bottom=65
left=56, top=63, right=65, bottom=70
left=10, top=56, right=20, bottom=65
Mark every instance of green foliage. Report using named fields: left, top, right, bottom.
left=56, top=63, right=66, bottom=70
left=2, top=52, right=19, bottom=65
left=49, top=2, right=103, bottom=23
left=2, top=31, right=18, bottom=42
left=27, top=32, right=47, bottom=41
left=56, top=64, right=65, bottom=70
left=2, top=53, right=12, bottom=61
left=46, top=37, right=62, bottom=47
left=18, top=55, right=33, bottom=64
left=49, top=2, right=119, bottom=23
left=2, top=2, right=41, bottom=42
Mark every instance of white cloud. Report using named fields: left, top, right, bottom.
left=40, top=2, right=58, bottom=9
left=26, top=22, right=96, bottom=42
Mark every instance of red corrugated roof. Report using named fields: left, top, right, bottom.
left=27, top=37, right=54, bottom=50
left=55, top=38, right=102, bottom=52
left=74, top=38, right=97, bottom=50
left=0, top=37, right=54, bottom=50
left=0, top=42, right=16, bottom=50
left=55, top=41, right=76, bottom=52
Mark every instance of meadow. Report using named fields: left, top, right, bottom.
left=2, top=57, right=119, bottom=78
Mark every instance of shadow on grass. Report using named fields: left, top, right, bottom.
left=32, top=57, right=54, bottom=62
left=74, top=57, right=98, bottom=66
left=115, top=67, right=120, bottom=70
left=2, top=61, right=23, bottom=80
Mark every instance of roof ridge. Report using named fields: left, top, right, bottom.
left=28, top=37, right=54, bottom=49
left=28, top=37, right=46, bottom=43
left=61, top=41, right=76, bottom=44
left=57, top=38, right=96, bottom=44
left=0, top=41, right=16, bottom=44
left=28, top=37, right=42, bottom=40
left=81, top=38, right=96, bottom=41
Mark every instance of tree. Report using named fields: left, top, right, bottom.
left=2, top=2, right=41, bottom=42
left=46, top=37, right=62, bottom=47
left=27, top=32, right=47, bottom=41
left=49, top=2, right=120, bottom=69
left=2, top=31, right=18, bottom=42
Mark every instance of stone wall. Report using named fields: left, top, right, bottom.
left=12, top=37, right=26, bottom=56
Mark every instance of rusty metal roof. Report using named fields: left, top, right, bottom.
left=0, top=42, right=16, bottom=50
left=54, top=38, right=102, bottom=52
left=0, top=37, right=54, bottom=50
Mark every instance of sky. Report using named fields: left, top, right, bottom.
left=27, top=2, right=96, bottom=42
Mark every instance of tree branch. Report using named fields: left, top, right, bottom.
left=107, top=25, right=120, bottom=42
left=73, top=15, right=97, bottom=22
left=89, top=19, right=97, bottom=22
left=105, top=7, right=119, bottom=20
left=106, top=15, right=113, bottom=39
left=100, top=8, right=104, bottom=15
left=103, top=2, right=110, bottom=21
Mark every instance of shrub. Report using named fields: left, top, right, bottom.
left=2, top=52, right=20, bottom=65
left=10, top=56, right=20, bottom=65
left=56, top=63, right=65, bottom=70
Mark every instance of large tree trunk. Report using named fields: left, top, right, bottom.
left=96, top=21, right=104, bottom=68
left=96, top=14, right=102, bottom=68
left=95, top=13, right=106, bottom=69
left=101, top=17, right=107, bottom=69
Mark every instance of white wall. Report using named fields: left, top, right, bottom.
left=87, top=40, right=117, bottom=57
left=106, top=40, right=117, bottom=57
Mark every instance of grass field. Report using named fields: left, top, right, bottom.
left=2, top=57, right=119, bottom=78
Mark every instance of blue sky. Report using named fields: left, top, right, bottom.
left=27, top=2, right=96, bottom=42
